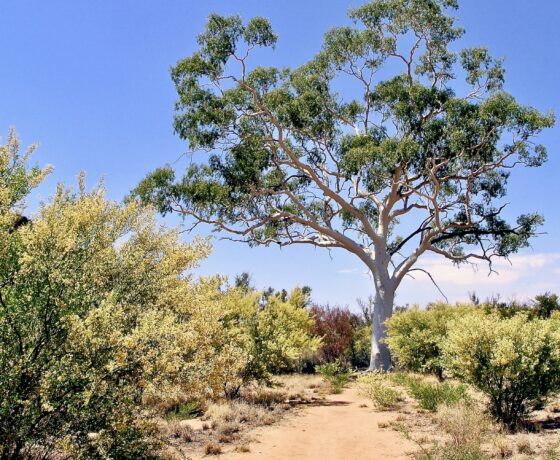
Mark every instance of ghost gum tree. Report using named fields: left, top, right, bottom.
left=133, top=0, right=554, bottom=370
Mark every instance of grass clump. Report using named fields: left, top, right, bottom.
left=437, top=446, right=488, bottom=460
left=415, top=402, right=492, bottom=460
left=241, top=385, right=288, bottom=406
left=165, top=420, right=195, bottom=442
left=204, top=400, right=276, bottom=427
left=204, top=442, right=222, bottom=455
left=316, top=360, right=351, bottom=394
left=436, top=403, right=490, bottom=449
left=391, top=373, right=468, bottom=412
left=166, top=401, right=202, bottom=420
left=358, top=373, right=402, bottom=410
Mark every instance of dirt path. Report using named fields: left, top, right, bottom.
left=216, top=387, right=416, bottom=460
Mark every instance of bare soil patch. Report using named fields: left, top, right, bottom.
left=198, top=386, right=416, bottom=460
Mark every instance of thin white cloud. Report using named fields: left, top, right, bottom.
left=338, top=268, right=360, bottom=274
left=399, top=251, right=560, bottom=305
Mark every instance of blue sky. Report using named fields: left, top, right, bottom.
left=1, top=1, right=559, bottom=309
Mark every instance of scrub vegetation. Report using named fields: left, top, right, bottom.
left=1, top=0, right=558, bottom=458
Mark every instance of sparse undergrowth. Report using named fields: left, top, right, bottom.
left=156, top=374, right=326, bottom=458
left=390, top=373, right=469, bottom=412
left=378, top=373, right=560, bottom=460
left=316, top=360, right=352, bottom=394
left=358, top=373, right=403, bottom=410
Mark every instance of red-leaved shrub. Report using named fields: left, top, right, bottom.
left=310, top=305, right=359, bottom=363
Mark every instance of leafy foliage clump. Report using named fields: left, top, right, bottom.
left=358, top=373, right=402, bottom=410
left=0, top=132, right=319, bottom=458
left=385, top=304, right=473, bottom=378
left=309, top=304, right=371, bottom=368
left=216, top=287, right=320, bottom=398
left=0, top=143, right=212, bottom=457
left=442, top=313, right=560, bottom=428
left=316, top=360, right=351, bottom=394
left=390, top=374, right=468, bottom=412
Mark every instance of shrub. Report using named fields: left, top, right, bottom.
left=216, top=288, right=320, bottom=397
left=310, top=305, right=361, bottom=363
left=316, top=360, right=351, bottom=393
left=385, top=304, right=473, bottom=379
left=442, top=313, right=560, bottom=428
left=167, top=401, right=202, bottom=420
left=204, top=442, right=223, bottom=455
left=391, top=374, right=468, bottom=412
left=347, top=324, right=372, bottom=368
left=0, top=132, right=273, bottom=458
left=358, top=373, right=402, bottom=410
left=533, top=292, right=560, bottom=319
left=436, top=403, right=491, bottom=449
left=0, top=178, right=213, bottom=459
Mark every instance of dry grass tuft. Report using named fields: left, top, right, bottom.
left=242, top=386, right=287, bottom=407
left=157, top=447, right=182, bottom=460
left=204, top=442, right=222, bottom=455
left=235, top=444, right=251, bottom=453
left=218, top=421, right=241, bottom=436
left=515, top=436, right=533, bottom=455
left=218, top=433, right=234, bottom=443
left=204, top=401, right=276, bottom=428
left=492, top=436, right=513, bottom=459
left=203, top=403, right=233, bottom=423
left=435, top=402, right=491, bottom=449
left=167, top=420, right=195, bottom=442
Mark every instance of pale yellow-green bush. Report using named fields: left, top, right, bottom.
left=442, top=313, right=560, bottom=428
left=0, top=131, right=319, bottom=458
left=0, top=167, right=219, bottom=457
left=213, top=287, right=320, bottom=398
left=385, top=303, right=475, bottom=378
left=357, top=373, right=402, bottom=410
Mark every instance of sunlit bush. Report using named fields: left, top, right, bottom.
left=0, top=161, right=221, bottom=458
left=316, top=360, right=351, bottom=394
left=215, top=288, right=321, bottom=398
left=357, top=373, right=402, bottom=410
left=0, top=134, right=209, bottom=456
left=385, top=304, right=473, bottom=378
left=442, top=313, right=560, bottom=428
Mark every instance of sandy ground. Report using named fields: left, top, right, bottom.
left=208, top=387, right=416, bottom=460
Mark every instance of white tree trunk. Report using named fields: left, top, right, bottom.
left=368, top=287, right=394, bottom=371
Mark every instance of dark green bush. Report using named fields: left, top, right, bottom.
left=167, top=401, right=203, bottom=420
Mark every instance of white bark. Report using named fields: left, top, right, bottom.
left=369, top=287, right=394, bottom=371
left=367, top=246, right=395, bottom=371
